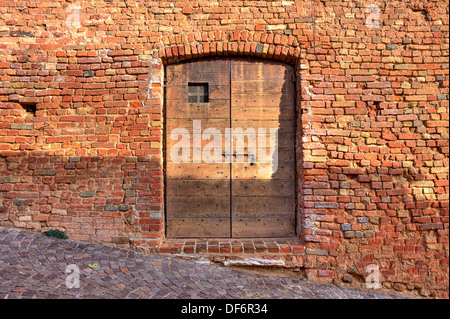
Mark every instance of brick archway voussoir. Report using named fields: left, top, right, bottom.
left=158, top=41, right=301, bottom=65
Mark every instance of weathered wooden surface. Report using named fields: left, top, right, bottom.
left=165, top=58, right=295, bottom=238
left=166, top=59, right=232, bottom=238
left=230, top=59, right=296, bottom=237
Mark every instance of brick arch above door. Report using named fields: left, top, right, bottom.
left=155, top=39, right=301, bottom=66
left=144, top=37, right=302, bottom=106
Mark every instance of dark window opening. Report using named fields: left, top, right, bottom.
left=188, top=83, right=209, bottom=103
left=20, top=102, right=37, bottom=116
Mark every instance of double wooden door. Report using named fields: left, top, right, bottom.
left=165, top=58, right=295, bottom=238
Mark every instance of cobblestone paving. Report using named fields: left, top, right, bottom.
left=0, top=227, right=418, bottom=299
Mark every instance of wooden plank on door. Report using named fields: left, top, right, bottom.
left=232, top=79, right=295, bottom=94
left=166, top=162, right=230, bottom=179
left=232, top=179, right=295, bottom=197
left=232, top=196, right=295, bottom=217
left=232, top=162, right=295, bottom=180
left=230, top=134, right=294, bottom=149
left=166, top=71, right=230, bottom=86
left=170, top=59, right=231, bottom=73
left=166, top=100, right=230, bottom=119
left=166, top=119, right=230, bottom=134
left=232, top=94, right=293, bottom=108
left=231, top=120, right=295, bottom=134
left=166, top=218, right=230, bottom=238
left=166, top=85, right=230, bottom=100
left=167, top=197, right=230, bottom=218
left=231, top=63, right=294, bottom=81
left=232, top=217, right=296, bottom=238
left=166, top=180, right=230, bottom=197
left=231, top=107, right=294, bottom=120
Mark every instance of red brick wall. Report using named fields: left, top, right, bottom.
left=0, top=0, right=448, bottom=297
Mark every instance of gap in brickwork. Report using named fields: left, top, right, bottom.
left=19, top=102, right=37, bottom=116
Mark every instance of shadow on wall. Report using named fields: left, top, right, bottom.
left=0, top=154, right=162, bottom=245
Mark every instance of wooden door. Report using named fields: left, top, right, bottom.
left=165, top=58, right=295, bottom=238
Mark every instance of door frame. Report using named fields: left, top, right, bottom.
left=162, top=56, right=300, bottom=239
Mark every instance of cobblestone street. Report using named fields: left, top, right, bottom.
left=0, top=227, right=418, bottom=299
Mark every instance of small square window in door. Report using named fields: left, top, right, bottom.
left=188, top=83, right=209, bottom=103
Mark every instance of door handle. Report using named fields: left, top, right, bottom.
left=222, top=153, right=256, bottom=163
left=222, top=152, right=235, bottom=157
left=221, top=153, right=246, bottom=157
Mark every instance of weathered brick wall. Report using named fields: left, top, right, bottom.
left=0, top=0, right=448, bottom=297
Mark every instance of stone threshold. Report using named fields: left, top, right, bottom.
left=152, top=238, right=306, bottom=255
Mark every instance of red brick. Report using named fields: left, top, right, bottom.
left=0, top=0, right=447, bottom=299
